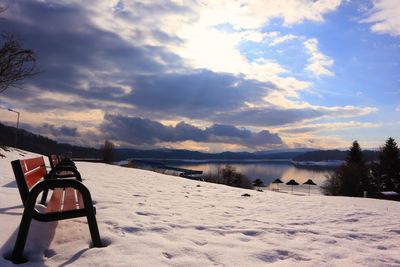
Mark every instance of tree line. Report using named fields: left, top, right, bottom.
left=0, top=122, right=99, bottom=158
left=323, top=138, right=400, bottom=196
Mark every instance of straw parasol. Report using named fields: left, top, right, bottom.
left=271, top=178, right=284, bottom=191
left=286, top=179, right=299, bottom=193
left=303, top=179, right=317, bottom=195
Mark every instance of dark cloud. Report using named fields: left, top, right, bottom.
left=42, top=124, right=78, bottom=137
left=21, top=123, right=78, bottom=142
left=127, top=71, right=274, bottom=119
left=211, top=107, right=322, bottom=126
left=101, top=114, right=282, bottom=148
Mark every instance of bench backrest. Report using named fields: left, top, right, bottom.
left=49, top=154, right=60, bottom=169
left=11, top=157, right=47, bottom=204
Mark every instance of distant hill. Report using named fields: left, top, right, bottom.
left=0, top=122, right=380, bottom=162
left=114, top=148, right=309, bottom=161
left=0, top=122, right=99, bottom=158
left=293, top=149, right=379, bottom=162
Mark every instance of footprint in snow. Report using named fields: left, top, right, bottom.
left=162, top=252, right=173, bottom=259
left=389, top=229, right=400, bottom=235
left=192, top=240, right=208, bottom=246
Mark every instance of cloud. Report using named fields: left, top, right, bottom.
left=277, top=121, right=380, bottom=134
left=304, top=38, right=334, bottom=76
left=126, top=71, right=274, bottom=119
left=101, top=114, right=282, bottom=148
left=43, top=124, right=78, bottom=137
left=269, top=34, right=299, bottom=46
left=211, top=107, right=322, bottom=127
left=21, top=123, right=79, bottom=143
left=0, top=0, right=381, bottom=151
left=210, top=105, right=376, bottom=127
left=361, top=0, right=400, bottom=36
left=191, top=0, right=343, bottom=29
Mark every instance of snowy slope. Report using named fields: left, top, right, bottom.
left=1, top=147, right=400, bottom=266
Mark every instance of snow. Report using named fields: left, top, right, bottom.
left=1, top=147, right=400, bottom=266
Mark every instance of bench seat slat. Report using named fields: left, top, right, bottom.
left=45, top=188, right=64, bottom=213
left=63, top=188, right=82, bottom=210
left=77, top=190, right=84, bottom=208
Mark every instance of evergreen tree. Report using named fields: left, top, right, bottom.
left=378, top=137, right=400, bottom=191
left=346, top=141, right=364, bottom=165
left=323, top=141, right=369, bottom=196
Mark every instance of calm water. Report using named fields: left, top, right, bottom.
left=170, top=161, right=334, bottom=192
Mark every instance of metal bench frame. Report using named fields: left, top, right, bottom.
left=7, top=157, right=102, bottom=264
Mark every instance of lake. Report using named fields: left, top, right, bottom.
left=168, top=161, right=335, bottom=193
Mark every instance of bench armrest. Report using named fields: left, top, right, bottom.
left=48, top=166, right=82, bottom=181
left=29, top=179, right=94, bottom=210
left=59, top=159, right=76, bottom=168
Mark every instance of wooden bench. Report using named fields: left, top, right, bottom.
left=49, top=153, right=76, bottom=169
left=48, top=154, right=80, bottom=180
left=6, top=156, right=102, bottom=264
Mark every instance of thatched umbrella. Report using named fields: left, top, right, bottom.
left=271, top=178, right=284, bottom=191
left=286, top=179, right=299, bottom=193
left=303, top=179, right=317, bottom=195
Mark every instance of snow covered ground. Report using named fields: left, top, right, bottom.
left=1, top=147, right=400, bottom=266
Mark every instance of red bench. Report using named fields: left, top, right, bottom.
left=48, top=154, right=79, bottom=180
left=6, top=156, right=102, bottom=264
left=49, top=153, right=76, bottom=169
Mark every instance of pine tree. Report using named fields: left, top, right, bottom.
left=378, top=137, right=400, bottom=191
left=346, top=141, right=364, bottom=165
left=323, top=140, right=369, bottom=196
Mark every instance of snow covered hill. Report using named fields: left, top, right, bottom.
left=1, top=147, right=400, bottom=266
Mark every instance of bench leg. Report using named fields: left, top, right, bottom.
left=86, top=207, right=102, bottom=247
left=40, top=189, right=49, bottom=205
left=7, top=207, right=34, bottom=264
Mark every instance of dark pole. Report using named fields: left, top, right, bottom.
left=8, top=109, right=20, bottom=148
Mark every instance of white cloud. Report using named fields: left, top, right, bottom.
left=361, top=0, right=400, bottom=36
left=396, top=105, right=400, bottom=112
left=304, top=38, right=335, bottom=76
left=194, top=0, right=343, bottom=29
left=270, top=34, right=299, bottom=46
left=276, top=121, right=380, bottom=134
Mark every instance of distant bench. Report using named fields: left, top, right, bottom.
left=49, top=153, right=76, bottom=169
left=48, top=154, right=79, bottom=179
left=6, top=156, right=102, bottom=264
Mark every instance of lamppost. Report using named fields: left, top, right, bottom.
left=8, top=108, right=20, bottom=148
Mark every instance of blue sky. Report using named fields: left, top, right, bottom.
left=0, top=0, right=399, bottom=151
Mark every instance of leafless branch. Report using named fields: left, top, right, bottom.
left=0, top=33, right=37, bottom=93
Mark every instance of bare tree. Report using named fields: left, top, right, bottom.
left=0, top=34, right=36, bottom=93
left=0, top=7, right=37, bottom=93
left=100, top=140, right=115, bottom=164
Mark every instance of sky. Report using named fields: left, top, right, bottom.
left=0, top=0, right=399, bottom=152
